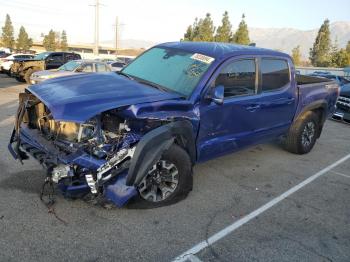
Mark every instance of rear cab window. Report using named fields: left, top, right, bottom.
left=261, top=58, right=290, bottom=92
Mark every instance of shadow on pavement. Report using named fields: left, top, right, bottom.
left=0, top=74, right=25, bottom=89
left=0, top=169, right=45, bottom=194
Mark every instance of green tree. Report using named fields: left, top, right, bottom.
left=346, top=40, right=350, bottom=53
left=1, top=14, right=15, bottom=49
left=43, top=29, right=57, bottom=51
left=183, top=25, right=193, bottom=41
left=215, top=11, right=232, bottom=42
left=291, top=45, right=302, bottom=66
left=331, top=49, right=350, bottom=67
left=309, top=19, right=332, bottom=67
left=232, top=14, right=250, bottom=45
left=55, top=31, right=61, bottom=48
left=60, top=30, right=68, bottom=51
left=194, top=13, right=215, bottom=42
left=183, top=18, right=200, bottom=41
left=16, top=26, right=33, bottom=50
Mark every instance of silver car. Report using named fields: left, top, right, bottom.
left=30, top=60, right=111, bottom=84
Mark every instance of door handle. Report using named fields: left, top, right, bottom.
left=245, top=104, right=261, bottom=112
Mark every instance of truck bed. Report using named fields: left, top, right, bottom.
left=295, top=74, right=338, bottom=120
left=296, top=74, right=333, bottom=85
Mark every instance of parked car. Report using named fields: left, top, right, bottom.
left=11, top=51, right=81, bottom=83
left=0, top=52, right=11, bottom=58
left=116, top=56, right=135, bottom=64
left=309, top=73, right=350, bottom=87
left=30, top=60, right=111, bottom=84
left=332, top=83, right=350, bottom=124
left=0, top=54, right=34, bottom=75
left=107, top=60, right=126, bottom=72
left=312, top=71, right=331, bottom=76
left=8, top=42, right=339, bottom=208
left=0, top=53, right=11, bottom=71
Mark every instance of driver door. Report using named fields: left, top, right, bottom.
left=197, top=57, right=261, bottom=162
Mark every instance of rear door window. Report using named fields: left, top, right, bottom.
left=261, top=59, right=290, bottom=91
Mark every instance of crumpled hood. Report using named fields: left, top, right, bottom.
left=28, top=73, right=181, bottom=123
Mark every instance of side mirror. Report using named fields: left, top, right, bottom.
left=208, top=85, right=224, bottom=105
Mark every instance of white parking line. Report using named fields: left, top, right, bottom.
left=330, top=170, right=350, bottom=179
left=186, top=254, right=203, bottom=262
left=173, top=153, right=350, bottom=262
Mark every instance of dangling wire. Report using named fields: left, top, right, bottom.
left=40, top=177, right=68, bottom=225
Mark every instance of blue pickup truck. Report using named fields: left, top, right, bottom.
left=9, top=42, right=339, bottom=208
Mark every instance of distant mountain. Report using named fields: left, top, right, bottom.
left=249, top=21, right=350, bottom=59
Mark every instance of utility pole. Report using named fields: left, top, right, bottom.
left=93, top=0, right=100, bottom=56
left=115, top=16, right=119, bottom=56
left=113, top=17, right=125, bottom=58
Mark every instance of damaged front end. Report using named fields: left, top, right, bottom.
left=8, top=91, right=177, bottom=207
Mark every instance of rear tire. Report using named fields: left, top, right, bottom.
left=127, top=144, right=193, bottom=209
left=284, top=111, right=319, bottom=154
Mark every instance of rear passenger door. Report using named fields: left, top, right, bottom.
left=253, top=57, right=297, bottom=139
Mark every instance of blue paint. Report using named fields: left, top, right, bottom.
left=10, top=42, right=340, bottom=207
left=28, top=73, right=181, bottom=123
left=104, top=172, right=138, bottom=207
left=58, top=181, right=90, bottom=198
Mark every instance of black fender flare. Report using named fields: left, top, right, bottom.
left=294, top=100, right=328, bottom=123
left=126, top=120, right=196, bottom=186
left=293, top=100, right=328, bottom=138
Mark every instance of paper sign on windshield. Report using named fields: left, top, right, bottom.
left=191, top=53, right=215, bottom=64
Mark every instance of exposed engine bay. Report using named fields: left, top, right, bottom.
left=9, top=91, right=172, bottom=207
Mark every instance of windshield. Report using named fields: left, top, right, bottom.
left=33, top=52, right=51, bottom=60
left=58, top=60, right=81, bottom=71
left=122, top=47, right=215, bottom=96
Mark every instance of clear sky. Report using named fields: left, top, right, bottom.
left=0, top=0, right=349, bottom=44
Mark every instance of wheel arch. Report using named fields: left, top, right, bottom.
left=294, top=100, right=327, bottom=138
left=126, top=120, right=196, bottom=186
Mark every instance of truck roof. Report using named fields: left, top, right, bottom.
left=158, top=41, right=291, bottom=60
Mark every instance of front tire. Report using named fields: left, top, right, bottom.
left=128, top=144, right=193, bottom=209
left=284, top=111, right=319, bottom=154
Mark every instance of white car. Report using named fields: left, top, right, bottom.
left=0, top=54, right=34, bottom=75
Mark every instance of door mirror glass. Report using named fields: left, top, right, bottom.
left=209, top=85, right=224, bottom=105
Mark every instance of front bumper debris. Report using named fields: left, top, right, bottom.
left=8, top=125, right=139, bottom=207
